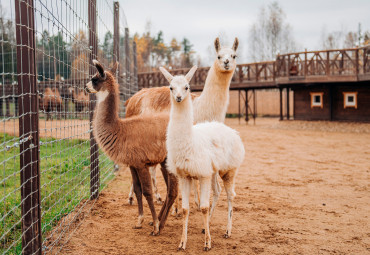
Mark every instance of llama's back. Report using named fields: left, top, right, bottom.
left=193, top=121, right=245, bottom=172
left=125, top=87, right=172, bottom=117
left=125, top=86, right=198, bottom=118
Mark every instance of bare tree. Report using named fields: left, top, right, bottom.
left=319, top=23, right=370, bottom=50
left=248, top=1, right=296, bottom=62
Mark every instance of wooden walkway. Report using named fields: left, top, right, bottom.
left=137, top=46, right=370, bottom=91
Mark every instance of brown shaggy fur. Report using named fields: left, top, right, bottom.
left=69, top=88, right=89, bottom=119
left=41, top=87, right=63, bottom=120
left=125, top=87, right=198, bottom=118
left=86, top=60, right=178, bottom=235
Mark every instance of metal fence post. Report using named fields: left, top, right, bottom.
left=15, top=0, right=42, bottom=253
left=88, top=0, right=99, bottom=199
left=125, top=27, right=130, bottom=99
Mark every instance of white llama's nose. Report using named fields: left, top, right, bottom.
left=176, top=96, right=182, bottom=102
left=224, top=59, right=229, bottom=64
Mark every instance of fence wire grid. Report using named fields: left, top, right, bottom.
left=0, top=0, right=138, bottom=254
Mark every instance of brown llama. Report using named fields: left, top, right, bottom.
left=125, top=37, right=239, bottom=215
left=69, top=87, right=89, bottom=119
left=85, top=59, right=179, bottom=235
left=41, top=87, right=63, bottom=120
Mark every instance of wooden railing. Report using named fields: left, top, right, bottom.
left=137, top=45, right=370, bottom=91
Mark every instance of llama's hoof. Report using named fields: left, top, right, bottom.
left=156, top=198, right=164, bottom=205
left=223, top=233, right=231, bottom=239
left=171, top=208, right=178, bottom=217
left=201, top=229, right=205, bottom=234
left=150, top=231, right=160, bottom=236
left=177, top=242, right=186, bottom=251
left=148, top=221, right=153, bottom=226
left=132, top=225, right=142, bottom=229
left=128, top=197, right=134, bottom=205
left=203, top=247, right=211, bottom=251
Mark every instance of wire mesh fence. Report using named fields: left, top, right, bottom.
left=0, top=0, right=138, bottom=254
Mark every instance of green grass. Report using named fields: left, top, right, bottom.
left=0, top=133, right=115, bottom=254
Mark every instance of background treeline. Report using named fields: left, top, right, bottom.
left=1, top=1, right=370, bottom=82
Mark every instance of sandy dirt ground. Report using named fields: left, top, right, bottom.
left=45, top=118, right=369, bottom=254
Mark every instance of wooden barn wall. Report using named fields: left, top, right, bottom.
left=292, top=82, right=370, bottom=121
left=332, top=84, right=370, bottom=121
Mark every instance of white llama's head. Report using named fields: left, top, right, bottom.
left=214, top=37, right=239, bottom=72
left=159, top=66, right=197, bottom=103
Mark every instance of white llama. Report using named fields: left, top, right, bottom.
left=163, top=66, right=245, bottom=251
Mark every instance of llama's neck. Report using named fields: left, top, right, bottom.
left=94, top=89, right=120, bottom=124
left=168, top=95, right=193, bottom=145
left=193, top=61, right=234, bottom=123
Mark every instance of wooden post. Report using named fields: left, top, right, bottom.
left=304, top=50, right=308, bottom=77
left=113, top=1, right=119, bottom=76
left=15, top=0, right=42, bottom=253
left=288, top=54, right=291, bottom=78
left=279, top=87, right=283, bottom=120
left=133, top=41, right=138, bottom=92
left=245, top=89, right=249, bottom=122
left=88, top=0, right=99, bottom=199
left=326, top=51, right=330, bottom=76
left=238, top=90, right=241, bottom=124
left=363, top=48, right=366, bottom=75
left=355, top=48, right=359, bottom=77
left=253, top=89, right=256, bottom=125
left=125, top=27, right=130, bottom=98
left=286, top=87, right=290, bottom=120
left=329, top=86, right=333, bottom=121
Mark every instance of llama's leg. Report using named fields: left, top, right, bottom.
left=130, top=166, right=144, bottom=229
left=149, top=165, right=162, bottom=204
left=199, top=177, right=212, bottom=251
left=137, top=166, right=160, bottom=235
left=220, top=169, right=237, bottom=238
left=127, top=181, right=135, bottom=205
left=178, top=177, right=191, bottom=251
left=158, top=161, right=169, bottom=220
left=210, top=172, right=221, bottom=219
left=159, top=172, right=178, bottom=231
left=192, top=179, right=200, bottom=211
left=158, top=160, right=178, bottom=223
left=171, top=191, right=180, bottom=217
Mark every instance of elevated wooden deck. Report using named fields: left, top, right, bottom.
left=137, top=46, right=370, bottom=91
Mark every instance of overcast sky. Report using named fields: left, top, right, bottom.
left=120, top=0, right=370, bottom=65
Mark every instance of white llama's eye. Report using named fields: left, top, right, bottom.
left=233, top=55, right=237, bottom=59
left=169, top=87, right=173, bottom=91
left=217, top=56, right=221, bottom=60
left=185, top=86, right=188, bottom=91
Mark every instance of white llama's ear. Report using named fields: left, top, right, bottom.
left=214, top=37, right=220, bottom=53
left=110, top=61, right=119, bottom=75
left=232, top=37, right=239, bottom=51
left=159, top=67, right=174, bottom=83
left=185, top=65, right=198, bottom=82
left=92, top=59, right=106, bottom=79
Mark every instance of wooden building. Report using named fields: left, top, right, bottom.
left=291, top=82, right=370, bottom=121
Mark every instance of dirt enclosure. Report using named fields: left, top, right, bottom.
left=47, top=118, right=369, bottom=255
